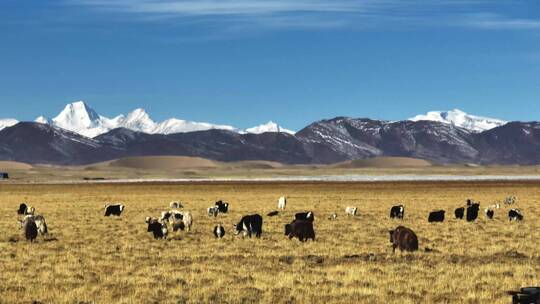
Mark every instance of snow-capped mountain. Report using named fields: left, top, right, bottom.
left=245, top=121, right=295, bottom=135
left=49, top=101, right=111, bottom=138
left=27, top=101, right=293, bottom=138
left=1, top=106, right=540, bottom=166
left=409, top=109, right=507, bottom=132
left=34, top=116, right=49, bottom=124
left=0, top=118, right=19, bottom=131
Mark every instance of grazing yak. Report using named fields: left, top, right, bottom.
left=509, top=209, right=523, bottom=221
left=234, top=214, right=263, bottom=238
left=178, top=212, right=192, bottom=232
left=295, top=211, right=314, bottom=222
left=390, top=205, right=404, bottom=219
left=487, top=203, right=500, bottom=210
left=389, top=226, right=418, bottom=253
left=17, top=203, right=28, bottom=215
left=162, top=210, right=192, bottom=232
left=504, top=196, right=516, bottom=205
left=145, top=217, right=168, bottom=239
left=214, top=225, right=225, bottom=238
left=345, top=207, right=357, bottom=216
left=19, top=214, right=48, bottom=238
left=278, top=196, right=287, bottom=210
left=428, top=210, right=445, bottom=222
left=104, top=204, right=125, bottom=216
left=20, top=215, right=38, bottom=242
left=215, top=201, right=229, bottom=213
left=25, top=206, right=35, bottom=216
left=285, top=219, right=315, bottom=242
left=466, top=203, right=480, bottom=222
left=207, top=206, right=219, bottom=217
left=266, top=211, right=279, bottom=217
left=33, top=215, right=48, bottom=236
left=455, top=207, right=465, bottom=219
left=507, top=286, right=540, bottom=304
left=169, top=201, right=183, bottom=209
left=485, top=208, right=495, bottom=220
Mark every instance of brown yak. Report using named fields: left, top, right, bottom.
left=389, top=226, right=419, bottom=253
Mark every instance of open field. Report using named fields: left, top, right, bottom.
left=2, top=156, right=540, bottom=183
left=0, top=181, right=539, bottom=303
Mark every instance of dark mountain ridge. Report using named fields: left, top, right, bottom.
left=1, top=118, right=539, bottom=165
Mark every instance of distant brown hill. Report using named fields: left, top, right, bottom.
left=333, top=157, right=433, bottom=168
left=95, top=156, right=221, bottom=170
left=87, top=156, right=287, bottom=170
left=0, top=161, right=33, bottom=170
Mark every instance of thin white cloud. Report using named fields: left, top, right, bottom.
left=66, top=1, right=540, bottom=32
left=463, top=13, right=540, bottom=30
left=72, top=0, right=369, bottom=15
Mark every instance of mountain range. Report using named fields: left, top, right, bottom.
left=10, top=101, right=294, bottom=137
left=0, top=101, right=538, bottom=166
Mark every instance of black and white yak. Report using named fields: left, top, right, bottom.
left=104, top=204, right=125, bottom=216
left=509, top=209, right=523, bottom=221
left=161, top=210, right=192, bottom=232
left=215, top=200, right=229, bottom=213
left=145, top=217, right=168, bottom=239
left=19, top=214, right=47, bottom=239
left=390, top=204, right=405, bottom=219
left=214, top=224, right=225, bottom=238
left=234, top=214, right=263, bottom=238
left=295, top=211, right=314, bottom=222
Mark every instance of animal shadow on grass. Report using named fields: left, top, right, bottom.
left=43, top=235, right=59, bottom=242
left=5, top=234, right=59, bottom=243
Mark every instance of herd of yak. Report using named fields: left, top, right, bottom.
left=14, top=195, right=524, bottom=254
left=14, top=195, right=537, bottom=303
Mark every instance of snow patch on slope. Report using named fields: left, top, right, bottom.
left=0, top=119, right=19, bottom=131
left=410, top=109, right=507, bottom=132
left=245, top=121, right=295, bottom=135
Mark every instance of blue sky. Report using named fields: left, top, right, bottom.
left=0, top=0, right=539, bottom=130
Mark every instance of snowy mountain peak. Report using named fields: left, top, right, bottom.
left=409, top=109, right=507, bottom=132
left=53, top=101, right=99, bottom=128
left=34, top=116, right=50, bottom=124
left=0, top=118, right=19, bottom=131
left=0, top=101, right=295, bottom=137
left=122, top=108, right=156, bottom=132
left=246, top=121, right=295, bottom=135
left=49, top=101, right=108, bottom=137
left=126, top=108, right=149, bottom=119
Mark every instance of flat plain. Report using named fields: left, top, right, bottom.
left=0, top=181, right=539, bottom=303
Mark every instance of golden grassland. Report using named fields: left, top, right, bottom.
left=0, top=181, right=539, bottom=303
